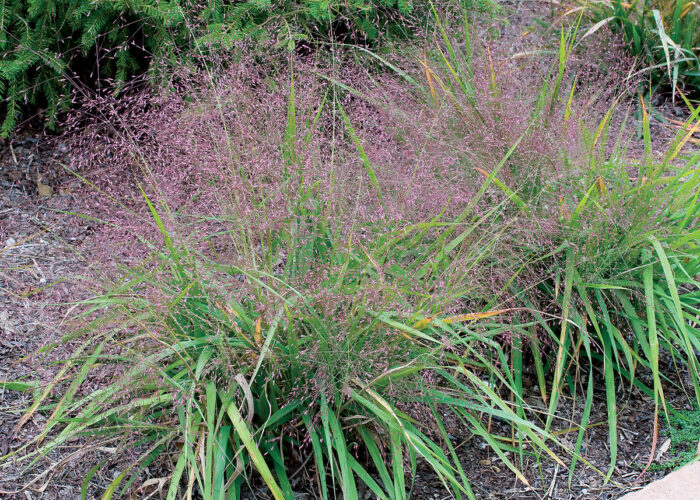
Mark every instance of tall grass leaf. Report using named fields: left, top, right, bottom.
left=429, top=0, right=474, bottom=102
left=571, top=181, right=600, bottom=224
left=102, top=465, right=135, bottom=500
left=204, top=382, right=216, bottom=500
left=319, top=395, right=336, bottom=488
left=564, top=74, right=578, bottom=126
left=166, top=450, right=188, bottom=500
left=659, top=91, right=700, bottom=169
left=650, top=237, right=700, bottom=405
left=428, top=404, right=471, bottom=500
left=139, top=183, right=183, bottom=275
left=327, top=410, right=358, bottom=499
left=652, top=10, right=674, bottom=93
left=592, top=100, right=617, bottom=148
left=460, top=411, right=531, bottom=486
left=345, top=43, right=418, bottom=87
left=284, top=68, right=297, bottom=165
left=82, top=458, right=110, bottom=500
left=463, top=8, right=474, bottom=80
left=546, top=246, right=575, bottom=432
left=338, top=102, right=384, bottom=210
left=223, top=394, right=285, bottom=499
left=547, top=29, right=567, bottom=125
left=357, top=427, right=395, bottom=498
left=346, top=454, right=391, bottom=499
left=512, top=325, right=526, bottom=468
left=349, top=388, right=467, bottom=494
left=603, top=331, right=618, bottom=483
left=639, top=93, right=652, bottom=178
left=38, top=338, right=109, bottom=444
left=475, top=168, right=530, bottom=213
left=581, top=17, right=615, bottom=40
left=529, top=325, right=548, bottom=403
left=377, top=313, right=446, bottom=346
left=195, top=347, right=213, bottom=380
left=212, top=425, right=232, bottom=500
left=453, top=366, right=565, bottom=466
left=568, top=368, right=594, bottom=486
left=268, top=447, right=294, bottom=498
left=390, top=428, right=406, bottom=499
left=301, top=414, right=329, bottom=500
left=249, top=307, right=284, bottom=383
left=672, top=227, right=700, bottom=249
left=423, top=56, right=438, bottom=105
left=0, top=380, right=39, bottom=392
left=14, top=337, right=95, bottom=435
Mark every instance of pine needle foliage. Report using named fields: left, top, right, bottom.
left=0, top=0, right=494, bottom=137
left=0, top=0, right=182, bottom=136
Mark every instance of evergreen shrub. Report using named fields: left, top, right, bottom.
left=0, top=0, right=487, bottom=137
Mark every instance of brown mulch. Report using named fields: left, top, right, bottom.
left=0, top=130, right=101, bottom=499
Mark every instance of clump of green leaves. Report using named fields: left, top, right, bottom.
left=578, top=0, right=700, bottom=97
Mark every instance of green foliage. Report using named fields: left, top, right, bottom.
left=656, top=405, right=700, bottom=470
left=579, top=0, right=700, bottom=97
left=0, top=0, right=494, bottom=137
left=420, top=13, right=700, bottom=484
left=0, top=0, right=185, bottom=136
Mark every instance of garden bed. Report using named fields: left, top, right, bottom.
left=1, top=1, right=699, bottom=498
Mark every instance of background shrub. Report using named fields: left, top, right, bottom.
left=0, top=0, right=499, bottom=138
left=1, top=0, right=181, bottom=136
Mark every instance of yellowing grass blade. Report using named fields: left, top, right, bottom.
left=592, top=98, right=619, bottom=147
left=413, top=309, right=514, bottom=330
left=422, top=54, right=437, bottom=105
left=546, top=246, right=574, bottom=433
left=667, top=119, right=700, bottom=162
left=253, top=314, right=262, bottom=345
left=581, top=17, right=615, bottom=40
left=563, top=74, right=578, bottom=126
left=595, top=176, right=607, bottom=196
left=223, top=393, right=285, bottom=499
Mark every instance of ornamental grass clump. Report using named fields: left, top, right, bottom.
left=568, top=0, right=700, bottom=98
left=419, top=13, right=700, bottom=481
left=5, top=49, right=569, bottom=498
